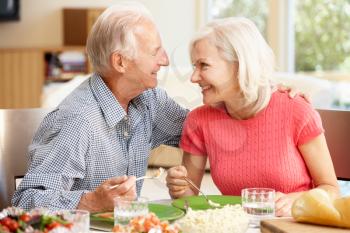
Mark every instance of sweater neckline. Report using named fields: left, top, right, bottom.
left=211, top=91, right=277, bottom=123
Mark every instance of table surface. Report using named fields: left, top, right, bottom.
left=89, top=198, right=261, bottom=233
left=90, top=228, right=260, bottom=233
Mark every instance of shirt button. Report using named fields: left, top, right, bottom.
left=123, top=131, right=129, bottom=137
left=124, top=116, right=128, bottom=121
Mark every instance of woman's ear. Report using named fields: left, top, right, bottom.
left=111, top=52, right=128, bottom=73
left=233, top=61, right=239, bottom=78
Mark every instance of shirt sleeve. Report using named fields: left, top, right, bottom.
left=179, top=109, right=207, bottom=156
left=12, top=110, right=91, bottom=210
left=151, top=88, right=189, bottom=148
left=292, top=96, right=324, bottom=146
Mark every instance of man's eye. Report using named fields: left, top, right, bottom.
left=201, top=63, right=209, bottom=68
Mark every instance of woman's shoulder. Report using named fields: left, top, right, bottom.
left=271, top=91, right=319, bottom=126
left=272, top=91, right=313, bottom=111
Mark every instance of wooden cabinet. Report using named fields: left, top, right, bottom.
left=63, top=8, right=104, bottom=46
left=0, top=49, right=43, bottom=108
left=0, top=46, right=88, bottom=108
left=0, top=8, right=104, bottom=109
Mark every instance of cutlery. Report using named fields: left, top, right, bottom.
left=183, top=176, right=221, bottom=208
left=109, top=167, right=165, bottom=190
left=184, top=199, right=190, bottom=212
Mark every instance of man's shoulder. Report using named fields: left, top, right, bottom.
left=135, top=87, right=170, bottom=110
left=54, top=82, right=100, bottom=124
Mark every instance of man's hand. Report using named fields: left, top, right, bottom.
left=276, top=84, right=311, bottom=103
left=77, top=175, right=136, bottom=212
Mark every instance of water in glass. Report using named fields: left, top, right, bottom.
left=241, top=188, right=275, bottom=227
left=114, top=196, right=149, bottom=225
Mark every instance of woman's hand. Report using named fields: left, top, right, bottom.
left=166, top=165, right=192, bottom=199
left=275, top=191, right=304, bottom=217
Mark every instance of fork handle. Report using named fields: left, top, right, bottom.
left=109, top=176, right=148, bottom=190
left=183, top=177, right=209, bottom=201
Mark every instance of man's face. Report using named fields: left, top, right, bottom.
left=125, top=20, right=169, bottom=90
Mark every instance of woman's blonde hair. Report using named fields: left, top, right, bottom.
left=190, top=17, right=275, bottom=116
left=86, top=2, right=153, bottom=75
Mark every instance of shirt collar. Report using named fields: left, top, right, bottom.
left=90, top=73, right=149, bottom=128
left=90, top=73, right=127, bottom=128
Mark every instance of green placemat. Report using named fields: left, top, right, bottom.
left=172, top=195, right=241, bottom=210
left=90, top=203, right=184, bottom=230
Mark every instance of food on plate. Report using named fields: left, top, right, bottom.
left=176, top=204, right=249, bottom=233
left=0, top=207, right=73, bottom=233
left=292, top=188, right=350, bottom=228
left=94, top=212, right=114, bottom=219
left=112, top=212, right=180, bottom=233
left=207, top=200, right=221, bottom=208
left=153, top=167, right=165, bottom=178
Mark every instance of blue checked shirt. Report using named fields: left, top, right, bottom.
left=12, top=74, right=188, bottom=210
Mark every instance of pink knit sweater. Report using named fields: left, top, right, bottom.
left=180, top=91, right=324, bottom=195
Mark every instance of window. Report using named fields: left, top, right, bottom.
left=295, top=0, right=350, bottom=72
left=208, top=0, right=350, bottom=108
left=209, top=0, right=268, bottom=37
left=208, top=0, right=350, bottom=75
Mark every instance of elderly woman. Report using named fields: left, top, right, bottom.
left=166, top=17, right=339, bottom=217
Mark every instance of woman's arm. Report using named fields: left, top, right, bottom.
left=299, top=133, right=339, bottom=196
left=275, top=133, right=340, bottom=216
left=166, top=152, right=207, bottom=199
left=183, top=152, right=208, bottom=195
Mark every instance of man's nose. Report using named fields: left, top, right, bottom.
left=159, top=49, right=169, bottom=66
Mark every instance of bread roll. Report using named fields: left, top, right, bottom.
left=292, top=188, right=350, bottom=228
left=333, top=196, right=350, bottom=227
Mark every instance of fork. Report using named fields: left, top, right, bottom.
left=109, top=167, right=165, bottom=190
left=183, top=177, right=221, bottom=208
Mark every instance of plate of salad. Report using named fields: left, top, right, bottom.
left=0, top=207, right=74, bottom=233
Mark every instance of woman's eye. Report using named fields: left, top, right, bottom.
left=201, top=63, right=209, bottom=69
left=192, top=62, right=209, bottom=70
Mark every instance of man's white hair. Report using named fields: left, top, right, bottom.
left=86, top=2, right=154, bottom=75
left=190, top=17, right=275, bottom=116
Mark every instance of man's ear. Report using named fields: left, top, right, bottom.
left=111, top=52, right=128, bottom=73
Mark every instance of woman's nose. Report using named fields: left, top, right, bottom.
left=190, top=69, right=201, bottom=83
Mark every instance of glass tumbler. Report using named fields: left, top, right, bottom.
left=59, top=209, right=90, bottom=233
left=241, top=188, right=275, bottom=227
left=114, top=196, right=149, bottom=226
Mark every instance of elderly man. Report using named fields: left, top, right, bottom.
left=12, top=3, right=187, bottom=212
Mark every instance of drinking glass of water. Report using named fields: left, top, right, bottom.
left=114, top=196, right=149, bottom=226
left=59, top=209, right=90, bottom=233
left=241, top=188, right=275, bottom=227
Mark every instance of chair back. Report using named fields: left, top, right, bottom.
left=317, top=109, right=350, bottom=180
left=0, top=108, right=49, bottom=209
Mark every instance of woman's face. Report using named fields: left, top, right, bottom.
left=190, top=38, right=239, bottom=106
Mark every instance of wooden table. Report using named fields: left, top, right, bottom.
left=261, top=218, right=350, bottom=233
